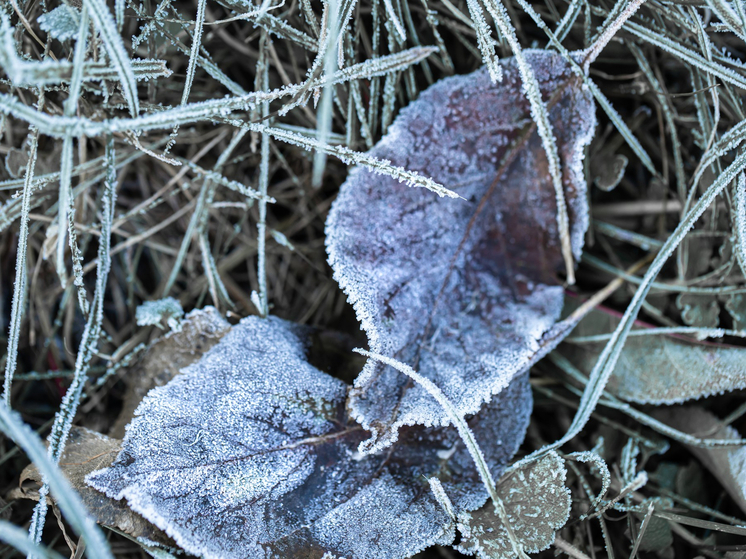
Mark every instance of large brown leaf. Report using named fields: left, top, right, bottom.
left=326, top=50, right=595, bottom=452
left=88, top=316, right=531, bottom=559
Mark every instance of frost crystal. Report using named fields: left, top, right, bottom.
left=38, top=5, right=82, bottom=42
left=326, top=50, right=595, bottom=452
left=135, top=297, right=184, bottom=331
left=87, top=317, right=532, bottom=559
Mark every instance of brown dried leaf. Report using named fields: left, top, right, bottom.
left=10, top=426, right=172, bottom=545
left=326, top=51, right=595, bottom=452
left=110, top=306, right=230, bottom=437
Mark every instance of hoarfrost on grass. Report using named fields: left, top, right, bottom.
left=326, top=50, right=595, bottom=452
left=88, top=316, right=533, bottom=559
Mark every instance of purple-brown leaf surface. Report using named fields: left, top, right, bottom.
left=326, top=50, right=595, bottom=452
left=87, top=316, right=531, bottom=559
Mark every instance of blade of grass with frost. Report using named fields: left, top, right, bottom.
left=82, top=0, right=138, bottom=116
left=624, top=21, right=746, bottom=90
left=587, top=81, right=656, bottom=175
left=31, top=135, right=118, bottom=542
left=480, top=0, right=575, bottom=283
left=248, top=122, right=459, bottom=198
left=165, top=0, right=207, bottom=152
left=550, top=353, right=746, bottom=448
left=464, top=0, right=502, bottom=82
left=257, top=42, right=270, bottom=315
left=0, top=521, right=66, bottom=559
left=515, top=149, right=746, bottom=469
left=555, top=0, right=584, bottom=41
left=735, top=173, right=746, bottom=278
left=705, top=0, right=746, bottom=42
left=0, top=46, right=436, bottom=138
left=580, top=0, right=647, bottom=74
left=0, top=401, right=112, bottom=558
left=355, top=349, right=530, bottom=559
left=312, top=0, right=339, bottom=187
left=0, top=13, right=168, bottom=86
left=2, top=126, right=40, bottom=406
left=57, top=5, right=91, bottom=313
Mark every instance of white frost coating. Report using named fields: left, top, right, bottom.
left=733, top=173, right=746, bottom=279
left=87, top=317, right=533, bottom=558
left=135, top=297, right=184, bottom=331
left=326, top=51, right=595, bottom=453
left=38, top=5, right=82, bottom=41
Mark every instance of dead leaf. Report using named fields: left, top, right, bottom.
left=326, top=50, right=595, bottom=452
left=655, top=407, right=746, bottom=515
left=455, top=451, right=571, bottom=558
left=560, top=300, right=746, bottom=404
left=9, top=426, right=172, bottom=545
left=88, top=316, right=532, bottom=559
left=110, top=306, right=230, bottom=437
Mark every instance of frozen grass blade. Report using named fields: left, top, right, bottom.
left=257, top=41, right=271, bottom=315
left=735, top=173, right=746, bottom=278
left=0, top=402, right=112, bottom=558
left=83, top=0, right=139, bottom=116
left=166, top=0, right=207, bottom=151
left=2, top=126, right=39, bottom=407
left=312, top=0, right=339, bottom=187
left=624, top=21, right=746, bottom=90
left=30, top=135, right=119, bottom=543
left=580, top=0, right=647, bottom=72
left=464, top=0, right=502, bottom=82
left=247, top=122, right=459, bottom=197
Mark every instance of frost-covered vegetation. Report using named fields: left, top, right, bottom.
left=2, top=0, right=746, bottom=557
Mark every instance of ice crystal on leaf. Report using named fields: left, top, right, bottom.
left=326, top=50, right=595, bottom=452
left=87, top=316, right=532, bottom=559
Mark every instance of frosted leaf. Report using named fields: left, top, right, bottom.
left=87, top=316, right=532, bottom=559
left=455, top=451, right=571, bottom=558
left=655, top=407, right=746, bottom=515
left=326, top=50, right=595, bottom=452
left=135, top=297, right=184, bottom=331
left=111, top=307, right=231, bottom=438
left=560, top=302, right=746, bottom=405
left=38, top=5, right=82, bottom=41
